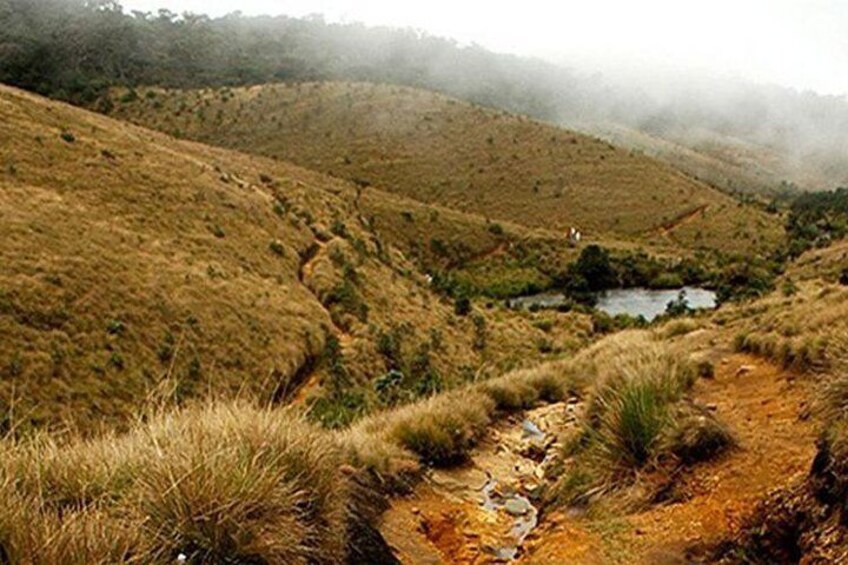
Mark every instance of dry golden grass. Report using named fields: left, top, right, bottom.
left=0, top=83, right=592, bottom=430
left=0, top=402, right=354, bottom=564
left=345, top=356, right=580, bottom=470
left=717, top=280, right=846, bottom=370
left=108, top=82, right=782, bottom=255
left=0, top=351, right=586, bottom=561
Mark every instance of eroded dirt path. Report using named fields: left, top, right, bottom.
left=380, top=400, right=584, bottom=564
left=289, top=239, right=356, bottom=405
left=380, top=352, right=817, bottom=564
left=655, top=204, right=709, bottom=237
left=522, top=353, right=817, bottom=564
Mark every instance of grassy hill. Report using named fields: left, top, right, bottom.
left=108, top=82, right=783, bottom=256
left=0, top=83, right=593, bottom=431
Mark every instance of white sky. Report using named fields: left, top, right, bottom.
left=123, top=0, right=848, bottom=96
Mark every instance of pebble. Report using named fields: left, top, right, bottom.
left=504, top=497, right=531, bottom=516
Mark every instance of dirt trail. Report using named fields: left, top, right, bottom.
left=380, top=353, right=817, bottom=564
left=289, top=239, right=355, bottom=406
left=655, top=204, right=709, bottom=239
left=522, top=353, right=817, bottom=564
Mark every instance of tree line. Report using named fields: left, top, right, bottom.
left=0, top=0, right=580, bottom=116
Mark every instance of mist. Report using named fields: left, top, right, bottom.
left=113, top=0, right=848, bottom=192
left=6, top=0, right=846, bottom=192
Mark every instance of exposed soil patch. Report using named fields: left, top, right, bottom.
left=380, top=400, right=583, bottom=563
left=521, top=354, right=817, bottom=564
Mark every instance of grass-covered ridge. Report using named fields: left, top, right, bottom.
left=108, top=82, right=783, bottom=256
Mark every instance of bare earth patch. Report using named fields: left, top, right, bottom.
left=522, top=353, right=817, bottom=564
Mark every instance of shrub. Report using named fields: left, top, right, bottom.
left=119, top=89, right=138, bottom=103
left=268, top=239, right=285, bottom=256
left=571, top=245, right=617, bottom=291
left=106, top=319, right=126, bottom=336
left=60, top=131, right=75, bottom=143
left=649, top=272, right=684, bottom=289
left=454, top=295, right=471, bottom=316
left=591, top=311, right=615, bottom=334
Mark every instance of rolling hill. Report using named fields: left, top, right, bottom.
left=108, top=82, right=784, bottom=256
left=0, top=83, right=591, bottom=430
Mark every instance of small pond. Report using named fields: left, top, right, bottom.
left=508, top=286, right=717, bottom=322
left=596, top=286, right=717, bottom=321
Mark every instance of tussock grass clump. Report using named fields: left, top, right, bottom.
left=734, top=331, right=829, bottom=371
left=548, top=334, right=733, bottom=509
left=359, top=391, right=495, bottom=466
left=136, top=405, right=348, bottom=563
left=480, top=363, right=575, bottom=410
left=0, top=403, right=360, bottom=564
left=661, top=318, right=702, bottom=339
left=583, top=343, right=695, bottom=468
left=670, top=407, right=735, bottom=464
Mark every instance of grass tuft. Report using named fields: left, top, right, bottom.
left=548, top=332, right=732, bottom=509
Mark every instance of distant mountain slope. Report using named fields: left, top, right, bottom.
left=588, top=121, right=848, bottom=197
left=0, top=83, right=586, bottom=429
left=3, top=3, right=844, bottom=195
left=109, top=82, right=783, bottom=256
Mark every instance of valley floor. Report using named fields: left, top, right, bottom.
left=380, top=350, right=817, bottom=564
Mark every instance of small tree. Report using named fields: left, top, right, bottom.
left=572, top=245, right=617, bottom=291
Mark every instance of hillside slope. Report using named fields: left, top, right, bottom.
left=0, top=84, right=590, bottom=430
left=588, top=120, right=848, bottom=197
left=108, top=82, right=783, bottom=256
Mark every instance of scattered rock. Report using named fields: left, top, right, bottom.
left=504, top=497, right=531, bottom=516
left=735, top=365, right=755, bottom=376
left=521, top=419, right=545, bottom=439
left=519, top=439, right=548, bottom=462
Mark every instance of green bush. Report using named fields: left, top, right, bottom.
left=454, top=295, right=471, bottom=316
